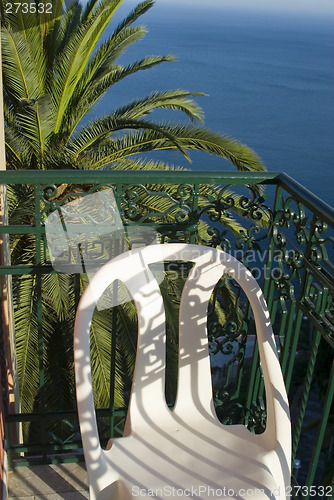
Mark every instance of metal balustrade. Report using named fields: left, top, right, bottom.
left=0, top=170, right=333, bottom=496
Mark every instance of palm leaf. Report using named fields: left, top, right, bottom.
left=14, top=275, right=39, bottom=414
left=83, top=124, right=265, bottom=172
left=112, top=0, right=153, bottom=36
left=111, top=90, right=205, bottom=123
left=46, top=2, right=83, bottom=61
left=4, top=0, right=268, bottom=426
left=16, top=95, right=55, bottom=166
left=1, top=28, right=41, bottom=101
left=52, top=0, right=125, bottom=132
left=70, top=117, right=191, bottom=159
left=80, top=26, right=148, bottom=82
left=65, top=55, right=177, bottom=139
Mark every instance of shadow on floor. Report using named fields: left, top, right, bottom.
left=8, top=463, right=89, bottom=499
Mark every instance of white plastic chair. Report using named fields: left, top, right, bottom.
left=74, top=244, right=291, bottom=500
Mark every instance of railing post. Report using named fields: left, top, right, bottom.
left=305, top=359, right=334, bottom=496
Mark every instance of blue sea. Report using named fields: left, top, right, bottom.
left=88, top=4, right=334, bottom=206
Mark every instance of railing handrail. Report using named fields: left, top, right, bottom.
left=1, top=169, right=333, bottom=227
left=277, top=172, right=334, bottom=227
left=0, top=169, right=280, bottom=184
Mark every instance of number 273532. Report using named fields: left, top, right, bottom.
left=5, top=3, right=52, bottom=14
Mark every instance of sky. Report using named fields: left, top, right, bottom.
left=125, top=0, right=334, bottom=18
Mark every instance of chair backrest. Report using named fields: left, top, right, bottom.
left=74, top=243, right=290, bottom=469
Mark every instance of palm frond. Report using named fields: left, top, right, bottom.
left=65, top=56, right=177, bottom=139
left=81, top=0, right=104, bottom=22
left=16, top=95, right=55, bottom=166
left=112, top=0, right=153, bottom=36
left=43, top=316, right=76, bottom=411
left=111, top=90, right=205, bottom=123
left=69, top=117, right=191, bottom=160
left=42, top=273, right=77, bottom=412
left=42, top=273, right=75, bottom=319
left=1, top=28, right=42, bottom=101
left=14, top=275, right=46, bottom=413
left=3, top=0, right=268, bottom=424
left=4, top=128, right=30, bottom=168
left=81, top=26, right=148, bottom=82
left=46, top=2, right=83, bottom=62
left=84, top=123, right=265, bottom=172
left=1, top=0, right=40, bottom=32
left=52, top=0, right=124, bottom=132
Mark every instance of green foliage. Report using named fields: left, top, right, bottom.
left=1, top=0, right=266, bottom=172
left=1, top=0, right=268, bottom=437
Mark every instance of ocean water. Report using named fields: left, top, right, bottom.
left=89, top=5, right=334, bottom=206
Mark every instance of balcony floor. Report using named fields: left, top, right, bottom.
left=8, top=463, right=89, bottom=499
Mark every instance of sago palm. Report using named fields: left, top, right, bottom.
left=1, top=0, right=268, bottom=438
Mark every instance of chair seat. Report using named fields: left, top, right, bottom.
left=74, top=244, right=290, bottom=500
left=101, top=415, right=279, bottom=500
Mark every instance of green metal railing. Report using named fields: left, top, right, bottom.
left=0, top=170, right=333, bottom=494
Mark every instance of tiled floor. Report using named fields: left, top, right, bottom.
left=8, top=463, right=89, bottom=499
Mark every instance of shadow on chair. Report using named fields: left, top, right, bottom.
left=74, top=244, right=291, bottom=499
